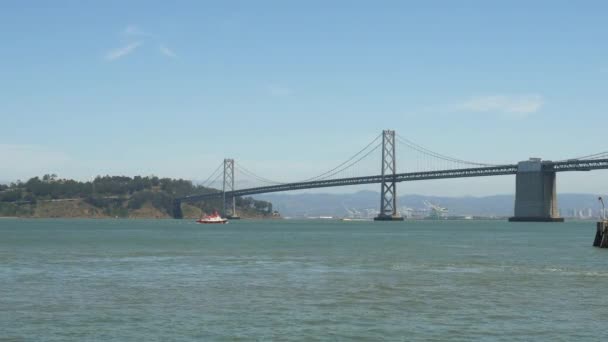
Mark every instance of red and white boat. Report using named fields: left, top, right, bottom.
left=196, top=211, right=228, bottom=224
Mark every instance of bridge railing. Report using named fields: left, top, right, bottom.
left=544, top=158, right=608, bottom=172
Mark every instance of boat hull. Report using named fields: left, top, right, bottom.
left=196, top=220, right=228, bottom=224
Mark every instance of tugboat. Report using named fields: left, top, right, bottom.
left=196, top=211, right=228, bottom=224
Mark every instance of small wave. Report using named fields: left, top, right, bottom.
left=430, top=266, right=484, bottom=274
left=494, top=266, right=608, bottom=277
left=83, top=256, right=185, bottom=263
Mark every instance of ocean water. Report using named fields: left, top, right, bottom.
left=0, top=218, right=606, bottom=341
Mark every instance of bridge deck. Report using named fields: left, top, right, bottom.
left=180, top=164, right=518, bottom=202
left=178, top=158, right=608, bottom=203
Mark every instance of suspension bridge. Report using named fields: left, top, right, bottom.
left=174, top=130, right=608, bottom=222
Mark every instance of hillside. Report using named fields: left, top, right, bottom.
left=0, top=174, right=273, bottom=219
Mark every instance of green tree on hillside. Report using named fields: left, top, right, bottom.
left=0, top=174, right=273, bottom=218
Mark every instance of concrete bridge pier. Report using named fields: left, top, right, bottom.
left=173, top=199, right=183, bottom=219
left=509, top=158, right=564, bottom=222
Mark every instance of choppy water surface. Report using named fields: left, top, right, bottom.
left=1, top=219, right=606, bottom=341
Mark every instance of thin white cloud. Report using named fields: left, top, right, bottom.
left=104, top=41, right=142, bottom=61
left=104, top=25, right=178, bottom=61
left=159, top=44, right=177, bottom=58
left=458, top=94, right=544, bottom=117
left=267, top=84, right=292, bottom=97
left=123, top=25, right=146, bottom=36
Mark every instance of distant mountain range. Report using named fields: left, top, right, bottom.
left=255, top=191, right=605, bottom=218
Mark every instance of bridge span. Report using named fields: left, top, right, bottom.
left=174, top=130, right=608, bottom=222
left=179, top=164, right=519, bottom=201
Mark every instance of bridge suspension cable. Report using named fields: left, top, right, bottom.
left=198, top=170, right=224, bottom=191
left=235, top=164, right=286, bottom=186
left=299, top=133, right=382, bottom=182
left=395, top=134, right=495, bottom=167
left=200, top=161, right=224, bottom=188
left=202, top=131, right=506, bottom=193
left=208, top=170, right=224, bottom=187
left=561, top=151, right=608, bottom=161
left=303, top=141, right=382, bottom=182
left=234, top=133, right=382, bottom=186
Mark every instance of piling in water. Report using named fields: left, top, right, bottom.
left=594, top=221, right=608, bottom=248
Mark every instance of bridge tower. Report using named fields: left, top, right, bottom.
left=223, top=158, right=240, bottom=219
left=509, top=158, right=564, bottom=222
left=374, top=130, right=404, bottom=221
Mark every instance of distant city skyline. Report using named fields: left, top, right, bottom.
left=256, top=191, right=608, bottom=218
left=1, top=1, right=608, bottom=195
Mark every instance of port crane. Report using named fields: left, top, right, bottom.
left=423, top=200, right=448, bottom=218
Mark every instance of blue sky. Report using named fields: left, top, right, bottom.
left=1, top=1, right=607, bottom=195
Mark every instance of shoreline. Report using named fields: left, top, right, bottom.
left=0, top=215, right=280, bottom=220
